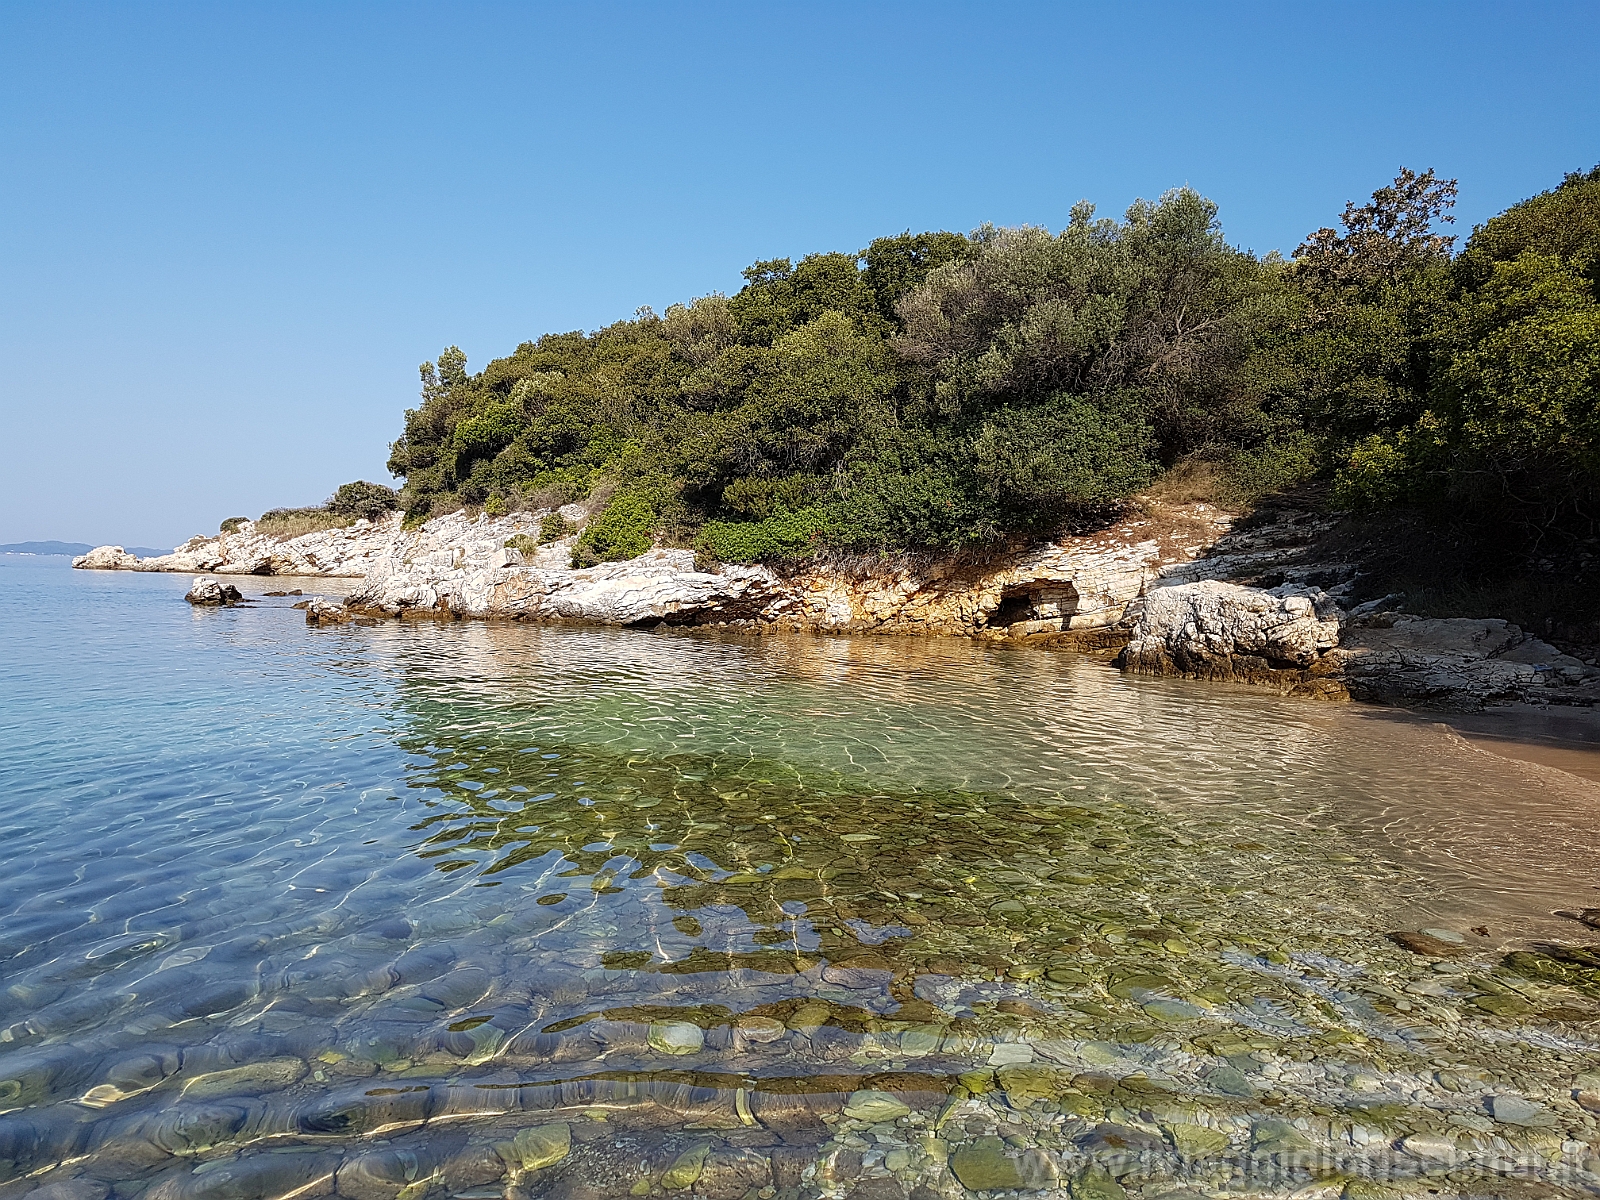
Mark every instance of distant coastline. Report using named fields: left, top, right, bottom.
left=2, top=540, right=169, bottom=558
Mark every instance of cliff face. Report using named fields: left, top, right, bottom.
left=79, top=500, right=1600, bottom=711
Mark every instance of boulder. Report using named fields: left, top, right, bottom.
left=304, top=598, right=350, bottom=625
left=1119, top=580, right=1345, bottom=696
left=184, top=578, right=242, bottom=605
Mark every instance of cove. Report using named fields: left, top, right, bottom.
left=2, top=560, right=1599, bottom=1200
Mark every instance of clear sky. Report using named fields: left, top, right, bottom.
left=2, top=1, right=1597, bottom=549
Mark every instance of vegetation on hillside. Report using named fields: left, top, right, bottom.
left=227, top=480, right=398, bottom=538
left=382, top=167, right=1600, bottom=573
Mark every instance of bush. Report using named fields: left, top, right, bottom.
left=504, top=534, right=539, bottom=556
left=1333, top=433, right=1420, bottom=509
left=971, top=394, right=1157, bottom=523
left=695, top=508, right=828, bottom=566
left=539, top=513, right=572, bottom=543
left=219, top=516, right=249, bottom=534
left=571, top=493, right=655, bottom=566
left=327, top=480, right=398, bottom=521
left=1222, top=433, right=1321, bottom=502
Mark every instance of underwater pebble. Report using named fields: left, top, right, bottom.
left=647, top=1022, right=705, bottom=1055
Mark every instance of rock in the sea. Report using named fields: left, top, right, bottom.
left=1387, top=930, right=1468, bottom=958
left=184, top=578, right=242, bottom=605
left=841, top=1089, right=911, bottom=1122
left=304, top=597, right=349, bottom=625
left=72, top=545, right=143, bottom=570
left=497, top=1122, right=571, bottom=1170
left=646, top=1021, right=705, bottom=1056
left=1119, top=580, right=1345, bottom=696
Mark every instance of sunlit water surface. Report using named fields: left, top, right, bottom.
left=2, top=560, right=1599, bottom=1200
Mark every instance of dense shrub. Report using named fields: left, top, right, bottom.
left=504, top=534, right=539, bottom=556
left=219, top=516, right=248, bottom=533
left=327, top=480, right=398, bottom=521
left=695, top=508, right=828, bottom=566
left=375, top=165, right=1600, bottom=561
left=538, top=513, right=571, bottom=543
left=571, top=493, right=656, bottom=567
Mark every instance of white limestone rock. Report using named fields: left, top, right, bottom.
left=1332, top=615, right=1597, bottom=710
left=1123, top=580, right=1344, bottom=673
left=72, top=546, right=143, bottom=570
left=184, top=578, right=242, bottom=605
left=345, top=548, right=783, bottom=627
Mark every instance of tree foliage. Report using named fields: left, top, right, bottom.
left=383, top=166, right=1600, bottom=562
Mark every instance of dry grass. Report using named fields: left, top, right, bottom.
left=254, top=510, right=353, bottom=539
left=1143, top=458, right=1245, bottom=508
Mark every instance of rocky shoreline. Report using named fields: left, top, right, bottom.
left=74, top=501, right=1600, bottom=712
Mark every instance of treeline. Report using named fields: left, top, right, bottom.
left=385, top=166, right=1600, bottom=567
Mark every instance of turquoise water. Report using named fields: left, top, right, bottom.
left=3, top=559, right=1599, bottom=1199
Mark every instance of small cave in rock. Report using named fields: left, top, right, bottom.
left=989, top=582, right=1080, bottom=628
left=992, top=589, right=1036, bottom=627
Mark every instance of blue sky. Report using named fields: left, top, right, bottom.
left=2, top=1, right=1596, bottom=548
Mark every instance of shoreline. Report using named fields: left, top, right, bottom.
left=167, top=564, right=1600, bottom=793
left=73, top=499, right=1600, bottom=714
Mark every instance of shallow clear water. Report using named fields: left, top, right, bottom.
left=2, top=559, right=1599, bottom=1199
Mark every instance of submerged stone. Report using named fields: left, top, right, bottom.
left=948, top=1136, right=1057, bottom=1189
left=648, top=1022, right=705, bottom=1055
left=996, top=1064, right=1063, bottom=1106
left=180, top=1058, right=306, bottom=1099
left=842, top=1089, right=911, bottom=1122
left=498, top=1122, right=571, bottom=1170
left=735, top=1016, right=787, bottom=1042
left=660, top=1142, right=710, bottom=1188
left=1203, top=1065, right=1256, bottom=1098
left=1488, top=1093, right=1556, bottom=1127
left=1165, top=1122, right=1231, bottom=1158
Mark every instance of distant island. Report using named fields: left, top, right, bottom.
left=2, top=540, right=170, bottom=558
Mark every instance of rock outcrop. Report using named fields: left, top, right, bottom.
left=1119, top=581, right=1348, bottom=698
left=75, top=508, right=547, bottom=579
left=1332, top=614, right=1600, bottom=710
left=317, top=549, right=785, bottom=628
left=184, top=578, right=243, bottom=605
left=77, top=495, right=1600, bottom=711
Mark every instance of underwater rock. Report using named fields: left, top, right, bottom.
left=294, top=1084, right=432, bottom=1137
left=841, top=1089, right=911, bottom=1122
left=695, top=1145, right=772, bottom=1198
left=1388, top=930, right=1468, bottom=958
left=497, top=1122, right=571, bottom=1171
left=647, top=1021, right=705, bottom=1055
left=180, top=1057, right=306, bottom=1099
left=1487, top=1093, right=1556, bottom=1127
left=144, top=1149, right=339, bottom=1200
left=25, top=1180, right=110, bottom=1200
left=336, top=1145, right=445, bottom=1200
left=659, top=1141, right=710, bottom=1188
left=948, top=1135, right=1057, bottom=1189
left=844, top=1180, right=907, bottom=1200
